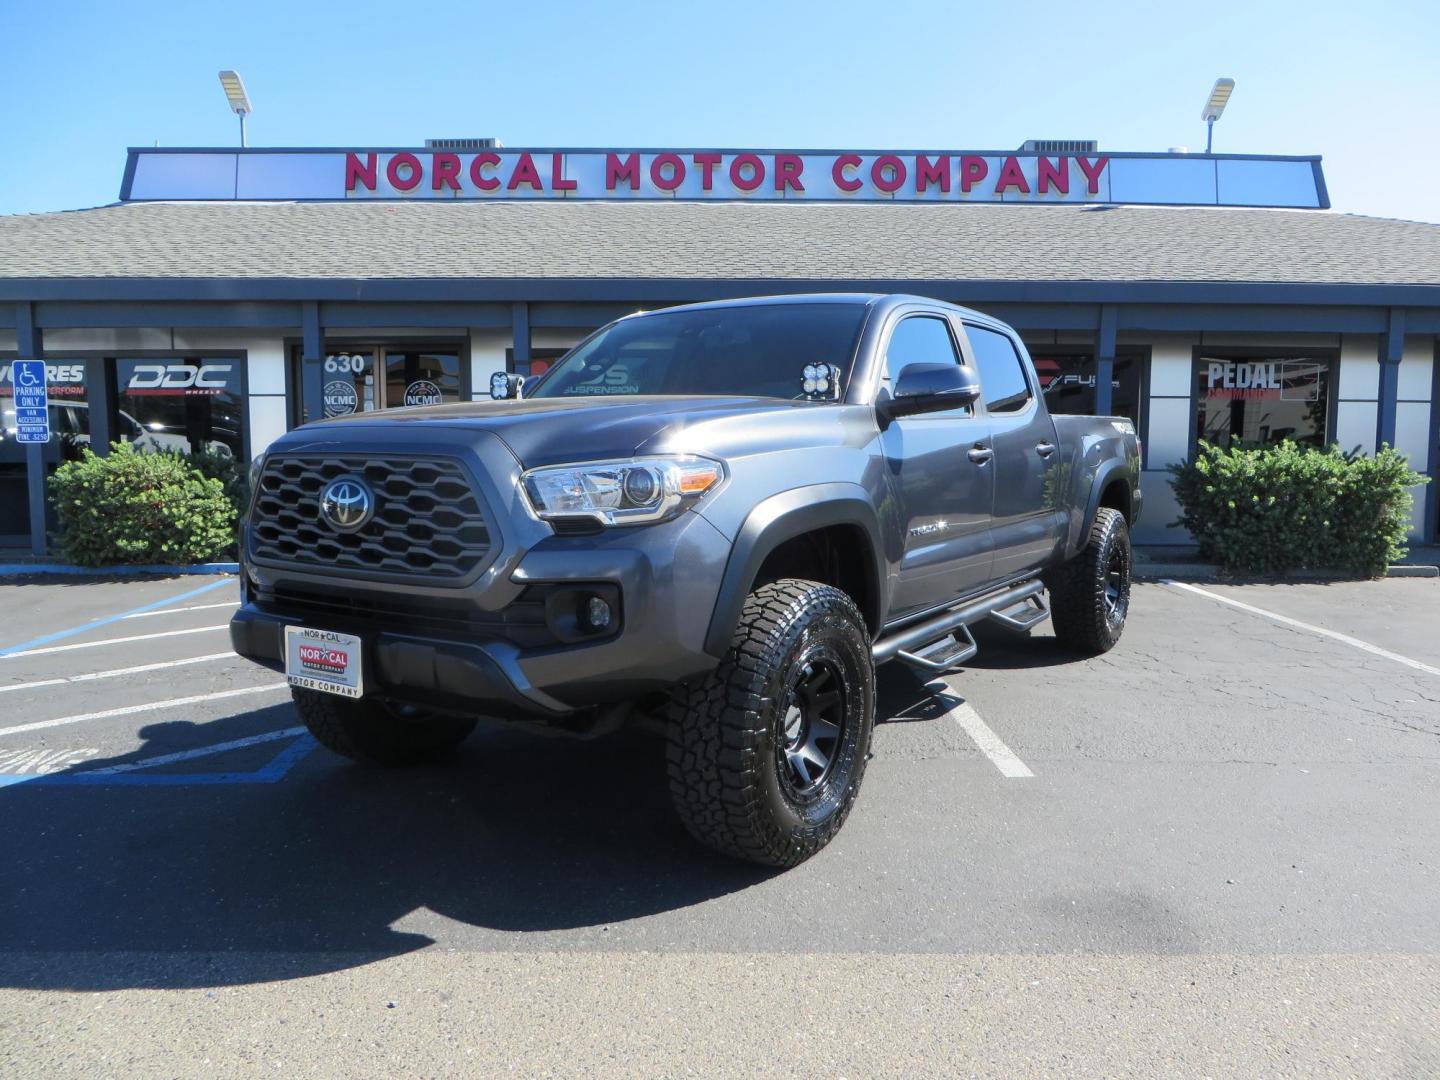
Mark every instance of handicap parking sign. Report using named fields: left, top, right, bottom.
left=12, top=360, right=50, bottom=444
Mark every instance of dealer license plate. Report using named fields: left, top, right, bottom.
left=284, top=626, right=364, bottom=698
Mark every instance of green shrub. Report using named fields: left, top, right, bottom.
left=1168, top=440, right=1428, bottom=578
left=156, top=445, right=250, bottom=519
left=48, top=442, right=238, bottom=567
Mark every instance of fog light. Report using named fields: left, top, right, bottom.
left=584, top=595, right=613, bottom=631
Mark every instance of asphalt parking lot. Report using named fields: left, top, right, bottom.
left=0, top=573, right=1437, bottom=1077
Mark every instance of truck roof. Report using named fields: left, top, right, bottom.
left=624, top=292, right=1006, bottom=328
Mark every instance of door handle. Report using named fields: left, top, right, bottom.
left=1036, top=442, right=1056, bottom=457
left=967, top=444, right=994, bottom=464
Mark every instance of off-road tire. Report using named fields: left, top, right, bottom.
left=1045, top=506, right=1131, bottom=654
left=665, top=579, right=875, bottom=867
left=292, top=688, right=477, bottom=767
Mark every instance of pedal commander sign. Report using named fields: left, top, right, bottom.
left=121, top=148, right=1329, bottom=208
left=1204, top=360, right=1323, bottom=401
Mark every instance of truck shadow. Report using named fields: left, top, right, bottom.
left=960, top=623, right=1084, bottom=671
left=0, top=703, right=775, bottom=992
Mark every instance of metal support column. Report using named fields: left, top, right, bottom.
left=1095, top=303, right=1117, bottom=417
left=301, top=301, right=325, bottom=424
left=1376, top=308, right=1405, bottom=449
left=82, top=357, right=114, bottom=456
left=16, top=302, right=46, bottom=556
left=512, top=301, right=531, bottom=372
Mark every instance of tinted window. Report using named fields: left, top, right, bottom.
left=1195, top=354, right=1333, bottom=449
left=1033, top=351, right=1142, bottom=425
left=967, top=326, right=1032, bottom=413
left=883, top=316, right=959, bottom=383
left=530, top=303, right=867, bottom=400
left=384, top=350, right=462, bottom=409
left=116, top=358, right=245, bottom=459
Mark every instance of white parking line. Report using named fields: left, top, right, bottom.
left=939, top=692, right=1034, bottom=778
left=0, top=683, right=289, bottom=737
left=87, top=726, right=305, bottom=774
left=1162, top=580, right=1440, bottom=679
left=117, top=601, right=239, bottom=621
left=0, top=653, right=235, bottom=696
left=0, top=624, right=230, bottom=660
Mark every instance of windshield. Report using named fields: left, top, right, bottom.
left=527, top=303, right=868, bottom=400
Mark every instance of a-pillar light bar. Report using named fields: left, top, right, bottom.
left=1201, top=78, right=1235, bottom=122
left=219, top=70, right=252, bottom=115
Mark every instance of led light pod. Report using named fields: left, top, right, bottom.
left=800, top=363, right=840, bottom=400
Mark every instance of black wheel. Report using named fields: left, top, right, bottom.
left=665, top=579, right=875, bottom=867
left=292, top=688, right=477, bottom=767
left=1045, top=506, right=1131, bottom=654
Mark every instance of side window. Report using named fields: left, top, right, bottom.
left=966, top=325, right=1033, bottom=413
left=884, top=316, right=960, bottom=384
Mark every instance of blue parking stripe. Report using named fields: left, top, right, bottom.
left=0, top=734, right=318, bottom=788
left=0, top=578, right=234, bottom=658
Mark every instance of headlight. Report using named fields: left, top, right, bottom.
left=522, top=455, right=724, bottom=526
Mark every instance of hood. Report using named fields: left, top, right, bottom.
left=311, top=395, right=843, bottom=467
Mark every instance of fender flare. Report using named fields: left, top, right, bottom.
left=702, top=484, right=888, bottom=658
left=1078, top=458, right=1133, bottom=551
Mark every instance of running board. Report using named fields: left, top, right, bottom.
left=896, top=625, right=977, bottom=672
left=987, top=592, right=1050, bottom=633
left=872, top=579, right=1046, bottom=668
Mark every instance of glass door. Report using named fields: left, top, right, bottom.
left=321, top=350, right=379, bottom=418
left=292, top=342, right=466, bottom=424
left=382, top=349, right=462, bottom=408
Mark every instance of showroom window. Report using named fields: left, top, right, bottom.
left=1030, top=350, right=1143, bottom=427
left=116, top=357, right=246, bottom=459
left=0, top=359, right=89, bottom=460
left=0, top=359, right=91, bottom=543
left=1194, top=352, right=1334, bottom=449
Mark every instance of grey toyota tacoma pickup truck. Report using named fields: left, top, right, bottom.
left=231, top=294, right=1141, bottom=866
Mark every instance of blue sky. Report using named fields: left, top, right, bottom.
left=1, top=0, right=1436, bottom=221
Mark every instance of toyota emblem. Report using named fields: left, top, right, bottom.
left=319, top=476, right=374, bottom=532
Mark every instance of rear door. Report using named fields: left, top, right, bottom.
left=878, top=311, right=996, bottom=622
left=961, top=322, right=1066, bottom=579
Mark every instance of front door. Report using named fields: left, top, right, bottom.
left=382, top=349, right=463, bottom=409
left=878, top=313, right=996, bottom=623
left=963, top=323, right=1066, bottom=579
left=295, top=344, right=467, bottom=424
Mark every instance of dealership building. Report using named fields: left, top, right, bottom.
left=2, top=143, right=1439, bottom=552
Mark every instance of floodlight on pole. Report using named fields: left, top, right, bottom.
left=1200, top=77, right=1235, bottom=154
left=218, top=70, right=252, bottom=148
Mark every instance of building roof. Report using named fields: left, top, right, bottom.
left=1, top=200, right=1439, bottom=288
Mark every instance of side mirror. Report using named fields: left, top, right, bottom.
left=522, top=375, right=542, bottom=397
left=489, top=372, right=525, bottom=400
left=884, top=362, right=981, bottom=417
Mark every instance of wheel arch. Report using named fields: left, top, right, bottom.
left=1076, top=459, right=1135, bottom=553
left=703, top=485, right=887, bottom=657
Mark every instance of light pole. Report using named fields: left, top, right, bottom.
left=218, top=70, right=253, bottom=147
left=1201, top=77, right=1235, bottom=154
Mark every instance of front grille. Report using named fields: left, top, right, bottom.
left=249, top=454, right=491, bottom=580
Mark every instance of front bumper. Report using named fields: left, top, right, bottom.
left=231, top=606, right=574, bottom=719
left=232, top=507, right=734, bottom=720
